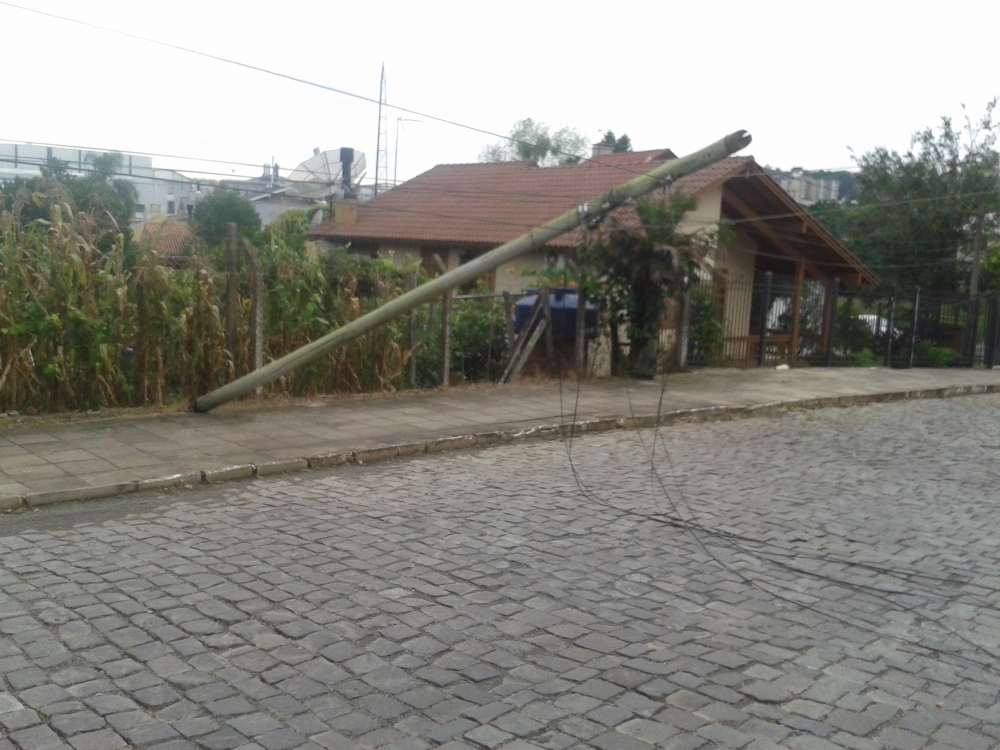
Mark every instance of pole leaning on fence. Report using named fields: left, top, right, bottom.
left=195, top=130, right=753, bottom=412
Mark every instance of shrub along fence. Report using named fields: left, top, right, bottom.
left=685, top=271, right=1000, bottom=369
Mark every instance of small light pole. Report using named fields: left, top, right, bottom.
left=394, top=117, right=423, bottom=187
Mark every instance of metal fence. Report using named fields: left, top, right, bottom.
left=687, top=272, right=1000, bottom=369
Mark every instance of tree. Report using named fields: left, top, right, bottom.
left=479, top=118, right=588, bottom=166
left=813, top=101, right=999, bottom=292
left=88, top=152, right=124, bottom=183
left=578, top=193, right=705, bottom=377
left=192, top=190, right=261, bottom=248
left=598, top=131, right=632, bottom=153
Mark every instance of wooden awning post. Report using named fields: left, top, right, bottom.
left=789, top=260, right=805, bottom=365
left=824, top=278, right=840, bottom=367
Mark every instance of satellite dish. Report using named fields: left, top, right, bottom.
left=288, top=149, right=366, bottom=187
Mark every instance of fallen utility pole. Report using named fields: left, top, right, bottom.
left=195, top=129, right=752, bottom=412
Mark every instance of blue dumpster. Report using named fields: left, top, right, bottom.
left=513, top=288, right=598, bottom=340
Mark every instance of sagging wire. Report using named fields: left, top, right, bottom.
left=552, top=225, right=1000, bottom=673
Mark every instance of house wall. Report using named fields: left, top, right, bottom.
left=370, top=243, right=543, bottom=295
left=679, top=186, right=722, bottom=238
left=494, top=251, right=546, bottom=295
left=253, top=195, right=316, bottom=226
left=717, top=231, right=758, bottom=339
left=376, top=244, right=422, bottom=268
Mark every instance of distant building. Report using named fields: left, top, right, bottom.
left=771, top=168, right=840, bottom=205
left=0, top=143, right=208, bottom=223
left=221, top=149, right=374, bottom=225
left=765, top=167, right=850, bottom=206
left=0, top=142, right=377, bottom=228
left=134, top=215, right=194, bottom=266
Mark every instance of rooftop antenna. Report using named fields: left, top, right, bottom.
left=374, top=64, right=388, bottom=196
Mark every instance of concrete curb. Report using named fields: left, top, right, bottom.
left=5, top=382, right=997, bottom=512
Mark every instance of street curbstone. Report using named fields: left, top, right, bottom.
left=569, top=417, right=620, bottom=434
left=1, top=495, right=25, bottom=512
left=25, top=482, right=137, bottom=508
left=353, top=446, right=399, bottom=464
left=397, top=441, right=428, bottom=457
left=307, top=453, right=349, bottom=469
left=475, top=431, right=512, bottom=447
left=256, top=459, right=309, bottom=477
left=202, top=465, right=255, bottom=483
left=426, top=435, right=477, bottom=452
left=136, top=472, right=202, bottom=492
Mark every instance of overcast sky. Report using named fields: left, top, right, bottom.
left=3, top=0, right=999, bottom=185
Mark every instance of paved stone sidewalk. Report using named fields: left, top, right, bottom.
left=2, top=368, right=999, bottom=504
left=1, top=395, right=1000, bottom=749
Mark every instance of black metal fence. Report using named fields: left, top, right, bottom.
left=687, top=272, right=1000, bottom=369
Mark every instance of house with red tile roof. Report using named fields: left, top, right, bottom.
left=307, top=147, right=875, bottom=364
left=134, top=215, right=193, bottom=266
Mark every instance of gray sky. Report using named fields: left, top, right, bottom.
left=3, top=0, right=998, bottom=185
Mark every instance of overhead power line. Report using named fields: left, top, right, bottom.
left=0, top=1, right=657, bottom=181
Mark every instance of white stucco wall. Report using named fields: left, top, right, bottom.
left=493, top=251, right=546, bottom=295
left=716, top=231, right=758, bottom=339
left=679, top=186, right=723, bottom=238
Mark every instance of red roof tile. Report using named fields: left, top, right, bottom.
left=308, top=151, right=753, bottom=250
left=136, top=216, right=193, bottom=257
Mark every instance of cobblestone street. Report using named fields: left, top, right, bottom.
left=2, top=395, right=1000, bottom=750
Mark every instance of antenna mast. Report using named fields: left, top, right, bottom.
left=374, top=64, right=388, bottom=196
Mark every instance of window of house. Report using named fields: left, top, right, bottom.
left=167, top=200, right=175, bottom=215
left=544, top=251, right=566, bottom=271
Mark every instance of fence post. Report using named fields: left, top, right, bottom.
left=224, top=222, right=240, bottom=357
left=432, top=254, right=453, bottom=386
left=676, top=289, right=692, bottom=369
left=824, top=277, right=840, bottom=367
left=790, top=261, right=805, bottom=366
left=539, top=288, right=557, bottom=379
left=967, top=294, right=981, bottom=367
left=240, top=239, right=264, bottom=396
left=884, top=285, right=897, bottom=368
left=985, top=291, right=1000, bottom=369
left=757, top=271, right=773, bottom=367
left=407, top=271, right=418, bottom=388
left=440, top=291, right=453, bottom=386
left=574, top=283, right=587, bottom=377
left=908, top=286, right=920, bottom=368
left=502, top=291, right=515, bottom=350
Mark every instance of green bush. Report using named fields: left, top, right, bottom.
left=856, top=348, right=879, bottom=367
left=687, top=285, right=726, bottom=366
left=413, top=289, right=508, bottom=386
left=914, top=340, right=964, bottom=367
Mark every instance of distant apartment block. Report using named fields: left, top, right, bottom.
left=771, top=168, right=841, bottom=205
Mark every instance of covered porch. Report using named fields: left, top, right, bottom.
left=706, top=164, right=877, bottom=367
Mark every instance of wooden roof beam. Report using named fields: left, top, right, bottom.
left=723, top=190, right=831, bottom=281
